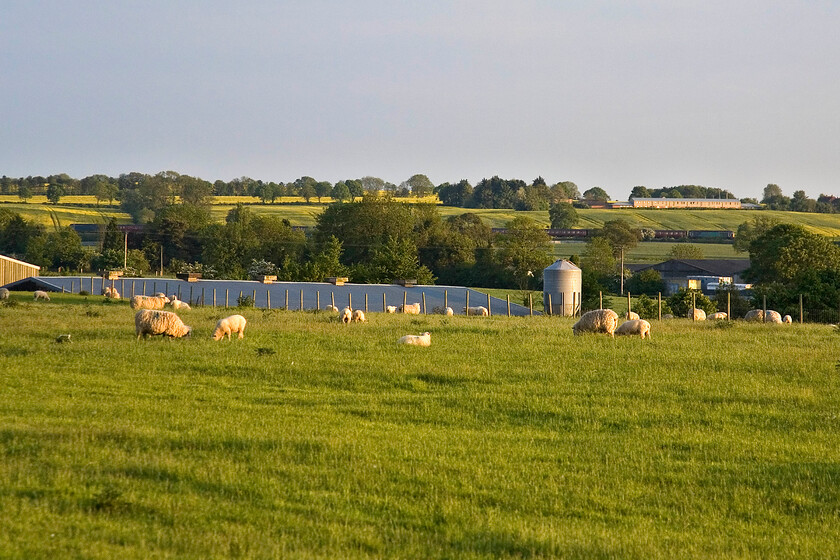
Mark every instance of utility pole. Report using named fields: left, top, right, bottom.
left=620, top=247, right=624, bottom=295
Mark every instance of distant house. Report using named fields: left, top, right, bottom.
left=629, top=259, right=751, bottom=295
left=0, top=254, right=40, bottom=286
left=630, top=198, right=742, bottom=209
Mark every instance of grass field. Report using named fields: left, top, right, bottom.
left=1, top=294, right=839, bottom=558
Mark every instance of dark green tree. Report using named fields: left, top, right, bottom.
left=548, top=202, right=579, bottom=228
left=583, top=186, right=610, bottom=201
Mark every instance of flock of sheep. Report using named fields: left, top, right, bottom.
left=10, top=286, right=801, bottom=346
left=572, top=306, right=796, bottom=338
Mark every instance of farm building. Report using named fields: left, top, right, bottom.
left=629, top=259, right=751, bottom=295
left=629, top=198, right=742, bottom=209
left=0, top=254, right=40, bottom=286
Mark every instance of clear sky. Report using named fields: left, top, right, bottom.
left=2, top=1, right=839, bottom=200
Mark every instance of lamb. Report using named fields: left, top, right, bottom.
left=386, top=305, right=397, bottom=313
left=783, top=314, right=793, bottom=324
left=625, top=311, right=640, bottom=320
left=463, top=305, right=489, bottom=316
left=325, top=304, right=339, bottom=312
left=572, top=309, right=619, bottom=337
left=130, top=294, right=170, bottom=310
left=689, top=308, right=706, bottom=321
left=708, top=312, right=728, bottom=320
left=400, top=303, right=421, bottom=315
left=352, top=309, right=366, bottom=323
left=135, top=309, right=192, bottom=339
left=103, top=286, right=121, bottom=299
left=0, top=287, right=9, bottom=300
left=443, top=306, right=454, bottom=316
left=340, top=306, right=352, bottom=324
left=33, top=290, right=50, bottom=301
left=211, top=314, right=247, bottom=341
left=397, top=331, right=431, bottom=347
left=615, top=319, right=651, bottom=339
left=169, top=295, right=191, bottom=310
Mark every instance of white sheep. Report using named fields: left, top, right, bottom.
left=325, top=304, right=339, bottom=312
left=708, top=312, right=728, bottom=320
left=783, top=314, right=793, bottom=324
left=400, top=303, right=421, bottom=315
left=744, top=309, right=783, bottom=323
left=689, top=308, right=706, bottom=321
left=572, top=309, right=619, bottom=337
left=625, top=311, right=640, bottom=320
left=615, top=319, right=651, bottom=339
left=33, top=290, right=50, bottom=301
left=169, top=295, right=191, bottom=310
left=397, top=331, right=431, bottom=347
left=135, top=309, right=192, bottom=339
left=443, top=306, right=454, bottom=316
left=340, top=307, right=352, bottom=324
left=211, top=314, right=247, bottom=341
left=463, top=305, right=489, bottom=316
left=103, top=286, right=121, bottom=299
left=0, top=287, right=9, bottom=300
left=386, top=305, right=397, bottom=314
left=130, top=294, right=170, bottom=310
left=352, top=309, right=366, bottom=323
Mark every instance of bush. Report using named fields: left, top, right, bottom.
left=237, top=294, right=254, bottom=308
left=667, top=288, right=717, bottom=318
left=632, top=294, right=672, bottom=320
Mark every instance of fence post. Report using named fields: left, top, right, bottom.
left=403, top=292, right=407, bottom=310
left=727, top=291, right=731, bottom=320
left=444, top=289, right=448, bottom=309
left=422, top=292, right=426, bottom=314
left=142, top=280, right=146, bottom=296
left=267, top=290, right=271, bottom=310
left=529, top=293, right=533, bottom=316
left=507, top=294, right=511, bottom=317
left=692, top=292, right=696, bottom=320
left=189, top=286, right=193, bottom=305
left=153, top=282, right=157, bottom=295
left=658, top=292, right=661, bottom=321
left=465, top=290, right=470, bottom=316
left=383, top=292, right=386, bottom=312
left=316, top=291, right=320, bottom=310
left=285, top=290, right=288, bottom=310
left=239, top=291, right=243, bottom=306
left=131, top=281, right=135, bottom=298
left=627, top=292, right=631, bottom=316
left=226, top=289, right=229, bottom=308
left=599, top=291, right=603, bottom=310
left=300, top=289, right=303, bottom=311
left=365, top=293, right=368, bottom=312
left=487, top=293, right=491, bottom=316
left=178, top=285, right=182, bottom=300
left=331, top=292, right=335, bottom=308
left=101, top=276, right=106, bottom=294
left=201, top=288, right=205, bottom=307
left=800, top=293, right=803, bottom=324
left=547, top=293, right=552, bottom=316
left=213, top=288, right=216, bottom=308
left=763, top=295, right=767, bottom=323
left=348, top=293, right=352, bottom=311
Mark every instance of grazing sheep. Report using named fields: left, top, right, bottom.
left=744, top=309, right=783, bottom=323
left=340, top=307, right=352, bottom=324
left=33, top=290, right=50, bottom=301
left=572, top=309, right=619, bottom=337
left=55, top=334, right=72, bottom=343
left=783, top=314, right=793, bottom=324
left=397, top=331, right=431, bottom=347
left=386, top=305, right=397, bottom=313
left=169, top=296, right=191, bottom=310
left=135, top=309, right=192, bottom=339
left=400, top=303, right=421, bottom=315
left=211, top=314, right=247, bottom=341
left=615, top=319, right=651, bottom=339
left=130, top=294, right=170, bottom=310
left=0, top=288, right=9, bottom=300
left=352, top=309, right=366, bottom=323
left=708, top=312, right=728, bottom=320
left=103, top=286, right=121, bottom=299
left=625, top=311, right=640, bottom=320
left=689, top=308, right=706, bottom=321
left=463, top=305, right=489, bottom=316
left=325, top=304, right=339, bottom=312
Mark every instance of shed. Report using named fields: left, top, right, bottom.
left=0, top=254, right=40, bottom=286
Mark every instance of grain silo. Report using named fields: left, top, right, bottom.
left=543, top=259, right=581, bottom=316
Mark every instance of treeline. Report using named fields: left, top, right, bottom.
left=0, top=195, right=554, bottom=292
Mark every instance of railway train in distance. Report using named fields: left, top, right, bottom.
left=490, top=228, right=735, bottom=241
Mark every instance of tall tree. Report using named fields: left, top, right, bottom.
left=548, top=202, right=579, bottom=229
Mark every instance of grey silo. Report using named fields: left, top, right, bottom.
left=543, top=259, right=582, bottom=316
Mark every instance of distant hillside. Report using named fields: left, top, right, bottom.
left=4, top=196, right=840, bottom=237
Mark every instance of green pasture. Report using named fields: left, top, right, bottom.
left=1, top=294, right=839, bottom=558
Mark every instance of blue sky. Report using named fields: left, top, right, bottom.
left=2, top=1, right=839, bottom=200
